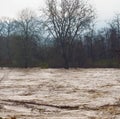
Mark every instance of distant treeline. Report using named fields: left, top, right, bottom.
left=0, top=0, right=120, bottom=69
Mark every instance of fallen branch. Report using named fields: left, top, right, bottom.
left=81, top=103, right=120, bottom=111
left=2, top=99, right=79, bottom=110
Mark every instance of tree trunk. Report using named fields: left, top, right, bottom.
left=64, top=59, right=69, bottom=69
left=62, top=53, right=69, bottom=69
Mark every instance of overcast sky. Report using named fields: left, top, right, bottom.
left=0, top=0, right=120, bottom=27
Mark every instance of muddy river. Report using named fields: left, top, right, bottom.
left=0, top=68, right=120, bottom=119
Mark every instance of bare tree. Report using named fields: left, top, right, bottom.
left=0, top=20, right=4, bottom=36
left=43, top=0, right=95, bottom=68
left=15, top=8, right=41, bottom=68
left=108, top=14, right=120, bottom=59
left=2, top=18, right=15, bottom=64
left=0, top=20, right=4, bottom=63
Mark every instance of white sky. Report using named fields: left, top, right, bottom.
left=0, top=0, right=44, bottom=18
left=91, top=0, right=120, bottom=27
left=0, top=0, right=120, bottom=27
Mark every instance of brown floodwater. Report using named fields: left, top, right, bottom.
left=0, top=68, right=120, bottom=119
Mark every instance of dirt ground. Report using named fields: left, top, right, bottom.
left=0, top=68, right=120, bottom=119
